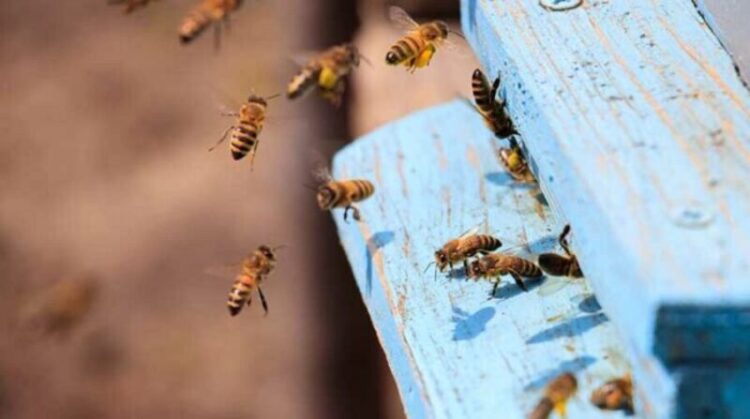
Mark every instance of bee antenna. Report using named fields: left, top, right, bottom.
left=423, top=262, right=435, bottom=274
left=265, top=93, right=282, bottom=101
left=449, top=29, right=466, bottom=40
left=272, top=244, right=287, bottom=251
left=358, top=53, right=373, bottom=67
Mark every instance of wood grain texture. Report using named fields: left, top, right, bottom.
left=461, top=0, right=750, bottom=366
left=332, top=101, right=634, bottom=418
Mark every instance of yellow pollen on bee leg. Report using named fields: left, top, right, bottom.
left=318, top=67, right=339, bottom=90
left=554, top=401, right=568, bottom=418
left=414, top=44, right=437, bottom=69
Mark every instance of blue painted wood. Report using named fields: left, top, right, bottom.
left=461, top=0, right=750, bottom=369
left=331, top=101, right=636, bottom=419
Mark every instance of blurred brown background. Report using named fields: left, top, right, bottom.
left=0, top=0, right=475, bottom=418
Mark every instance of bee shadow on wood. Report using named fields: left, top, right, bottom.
left=525, top=312, right=609, bottom=344
left=576, top=294, right=603, bottom=313
left=489, top=275, right=546, bottom=300
left=446, top=265, right=470, bottom=280
left=364, top=231, right=395, bottom=295
left=523, top=355, right=598, bottom=391
left=451, top=306, right=496, bottom=341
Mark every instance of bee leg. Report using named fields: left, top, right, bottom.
left=248, top=142, right=259, bottom=171
left=487, top=278, right=500, bottom=300
left=462, top=260, right=469, bottom=276
left=209, top=126, right=233, bottom=152
left=246, top=293, right=252, bottom=306
left=344, top=205, right=361, bottom=222
left=509, top=271, right=529, bottom=292
left=258, top=287, right=269, bottom=316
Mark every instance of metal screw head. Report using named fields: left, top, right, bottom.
left=539, top=0, right=583, bottom=11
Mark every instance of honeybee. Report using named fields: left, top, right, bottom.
left=529, top=372, right=578, bottom=419
left=499, top=143, right=535, bottom=183
left=287, top=43, right=366, bottom=107
left=313, top=164, right=375, bottom=222
left=539, top=224, right=583, bottom=278
left=179, top=0, right=242, bottom=47
left=209, top=93, right=278, bottom=169
left=468, top=252, right=542, bottom=296
left=23, top=276, right=99, bottom=337
left=432, top=232, right=502, bottom=274
left=227, top=245, right=280, bottom=316
left=108, top=0, right=156, bottom=13
left=385, top=6, right=458, bottom=72
left=590, top=375, right=633, bottom=413
left=471, top=68, right=517, bottom=139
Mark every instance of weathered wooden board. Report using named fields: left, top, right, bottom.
left=331, top=101, right=635, bottom=418
left=461, top=0, right=750, bottom=368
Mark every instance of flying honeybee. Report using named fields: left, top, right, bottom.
left=385, top=6, right=460, bottom=72
left=227, top=245, right=281, bottom=316
left=287, top=43, right=366, bottom=107
left=529, top=372, right=578, bottom=419
left=471, top=68, right=517, bottom=139
left=468, top=252, right=542, bottom=296
left=498, top=143, right=535, bottom=183
left=108, top=0, right=156, bottom=13
left=432, top=231, right=502, bottom=274
left=179, top=0, right=242, bottom=47
left=209, top=93, right=279, bottom=169
left=22, top=276, right=100, bottom=337
left=590, top=375, right=634, bottom=413
left=539, top=224, right=583, bottom=278
left=313, top=164, right=375, bottom=222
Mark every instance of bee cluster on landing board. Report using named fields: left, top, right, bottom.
left=105, top=1, right=633, bottom=415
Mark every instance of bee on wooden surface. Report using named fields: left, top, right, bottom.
left=468, top=252, right=542, bottom=296
left=471, top=68, right=517, bottom=139
left=108, top=0, right=156, bottom=13
left=529, top=372, right=578, bottom=419
left=23, top=276, right=100, bottom=337
left=385, top=6, right=460, bottom=72
left=432, top=232, right=502, bottom=274
left=539, top=224, right=583, bottom=278
left=209, top=93, right=279, bottom=169
left=227, top=245, right=281, bottom=316
left=179, top=0, right=242, bottom=47
left=499, top=143, right=535, bottom=183
left=312, top=164, right=375, bottom=222
left=590, top=375, right=633, bottom=413
left=287, top=43, right=367, bottom=107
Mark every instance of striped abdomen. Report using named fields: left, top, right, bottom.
left=230, top=120, right=261, bottom=161
left=486, top=254, right=542, bottom=278
left=538, top=253, right=582, bottom=278
left=179, top=5, right=212, bottom=43
left=471, top=69, right=496, bottom=118
left=227, top=274, right=256, bottom=316
left=472, top=69, right=516, bottom=138
left=386, top=33, right=428, bottom=65
left=287, top=65, right=321, bottom=99
left=179, top=0, right=238, bottom=44
left=458, top=235, right=502, bottom=258
left=323, top=180, right=374, bottom=209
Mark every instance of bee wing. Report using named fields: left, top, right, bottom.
left=204, top=263, right=242, bottom=279
left=536, top=276, right=572, bottom=297
left=305, top=148, right=334, bottom=183
left=288, top=50, right=322, bottom=68
left=388, top=5, right=420, bottom=32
